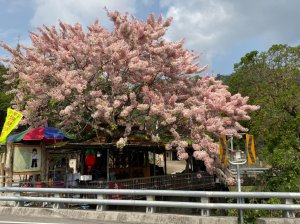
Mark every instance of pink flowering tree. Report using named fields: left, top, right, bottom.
left=1, top=11, right=258, bottom=183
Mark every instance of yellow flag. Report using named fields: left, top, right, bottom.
left=219, top=136, right=228, bottom=165
left=0, top=108, right=23, bottom=143
left=246, top=134, right=256, bottom=164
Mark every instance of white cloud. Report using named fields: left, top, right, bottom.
left=0, top=0, right=137, bottom=59
left=162, top=0, right=300, bottom=73
left=30, top=0, right=137, bottom=28
left=4, top=0, right=300, bottom=74
left=0, top=29, right=30, bottom=49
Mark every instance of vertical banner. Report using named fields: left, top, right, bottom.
left=0, top=108, right=23, bottom=143
left=219, top=135, right=228, bottom=165
left=246, top=134, right=256, bottom=164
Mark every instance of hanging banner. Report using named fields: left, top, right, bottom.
left=246, top=134, right=256, bottom=164
left=219, top=135, right=228, bottom=165
left=0, top=108, right=23, bottom=143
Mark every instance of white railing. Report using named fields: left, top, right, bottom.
left=0, top=187, right=299, bottom=219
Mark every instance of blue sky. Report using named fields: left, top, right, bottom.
left=1, top=0, right=300, bottom=75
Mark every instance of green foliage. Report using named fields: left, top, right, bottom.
left=227, top=197, right=283, bottom=223
left=0, top=64, right=12, bottom=127
left=215, top=74, right=231, bottom=85
left=228, top=44, right=300, bottom=192
left=241, top=198, right=282, bottom=223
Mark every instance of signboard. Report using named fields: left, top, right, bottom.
left=219, top=136, right=228, bottom=165
left=246, top=134, right=256, bottom=164
left=13, top=145, right=42, bottom=173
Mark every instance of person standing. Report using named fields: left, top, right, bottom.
left=31, top=148, right=38, bottom=168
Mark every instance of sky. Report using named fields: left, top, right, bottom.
left=1, top=0, right=300, bottom=75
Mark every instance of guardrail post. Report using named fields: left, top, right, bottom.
left=14, top=192, right=24, bottom=207
left=201, top=197, right=210, bottom=216
left=53, top=193, right=63, bottom=209
left=283, top=198, right=295, bottom=218
left=96, top=194, right=107, bottom=211
left=146, top=195, right=156, bottom=213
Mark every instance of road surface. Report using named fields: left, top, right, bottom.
left=0, top=215, right=132, bottom=224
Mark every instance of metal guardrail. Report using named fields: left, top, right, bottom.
left=230, top=168, right=270, bottom=173
left=85, top=172, right=215, bottom=190
left=0, top=187, right=299, bottom=218
left=229, top=168, right=270, bottom=186
left=7, top=172, right=215, bottom=190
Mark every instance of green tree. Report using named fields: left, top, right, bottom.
left=0, top=64, right=12, bottom=128
left=215, top=73, right=231, bottom=85
left=228, top=44, right=300, bottom=192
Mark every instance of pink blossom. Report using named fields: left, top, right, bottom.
left=165, top=144, right=172, bottom=150
left=226, top=177, right=237, bottom=186
left=113, top=100, right=121, bottom=108
left=165, top=116, right=176, bottom=124
left=151, top=134, right=160, bottom=143
left=116, top=137, right=127, bottom=149
left=177, top=152, right=189, bottom=160
left=1, top=10, right=259, bottom=184
left=193, top=150, right=208, bottom=160
left=137, top=104, right=149, bottom=111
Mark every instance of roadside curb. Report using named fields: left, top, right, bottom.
left=0, top=207, right=237, bottom=224
left=256, top=218, right=300, bottom=224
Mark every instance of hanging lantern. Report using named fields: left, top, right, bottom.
left=85, top=149, right=96, bottom=174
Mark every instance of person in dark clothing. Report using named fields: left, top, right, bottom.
left=31, top=148, right=38, bottom=168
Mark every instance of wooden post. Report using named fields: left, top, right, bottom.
left=164, top=150, right=167, bottom=175
left=0, top=153, right=4, bottom=187
left=40, top=143, right=47, bottom=182
left=106, top=148, right=110, bottom=182
left=5, top=142, right=14, bottom=187
left=45, top=149, right=49, bottom=185
left=153, top=150, right=155, bottom=176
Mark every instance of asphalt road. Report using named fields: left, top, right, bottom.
left=0, top=215, right=132, bottom=224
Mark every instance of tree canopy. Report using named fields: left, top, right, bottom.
left=1, top=11, right=258, bottom=183
left=228, top=44, right=300, bottom=191
left=0, top=64, right=11, bottom=128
